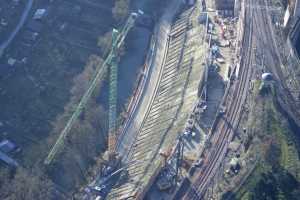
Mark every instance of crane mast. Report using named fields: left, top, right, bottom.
left=44, top=12, right=141, bottom=165
left=107, top=29, right=118, bottom=157
left=107, top=12, right=140, bottom=157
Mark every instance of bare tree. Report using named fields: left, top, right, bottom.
left=98, top=31, right=113, bottom=56
left=0, top=167, right=60, bottom=200
left=112, top=0, right=130, bottom=22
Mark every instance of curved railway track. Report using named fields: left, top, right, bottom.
left=107, top=6, right=196, bottom=200
left=253, top=0, right=300, bottom=125
left=184, top=0, right=300, bottom=198
left=177, top=0, right=300, bottom=199
left=183, top=1, right=255, bottom=199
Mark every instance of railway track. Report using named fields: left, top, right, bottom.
left=253, top=0, right=300, bottom=125
left=184, top=1, right=300, bottom=198
left=182, top=1, right=255, bottom=199
left=106, top=6, right=195, bottom=200
left=177, top=1, right=300, bottom=199
left=252, top=0, right=283, bottom=79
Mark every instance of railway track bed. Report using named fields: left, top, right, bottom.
left=181, top=1, right=255, bottom=199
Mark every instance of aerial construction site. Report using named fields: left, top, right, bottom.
left=1, top=0, right=300, bottom=200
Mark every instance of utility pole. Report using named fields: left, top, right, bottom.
left=262, top=52, right=265, bottom=73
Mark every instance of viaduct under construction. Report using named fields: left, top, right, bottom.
left=44, top=0, right=300, bottom=199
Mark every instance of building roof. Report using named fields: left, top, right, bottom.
left=33, top=9, right=47, bottom=20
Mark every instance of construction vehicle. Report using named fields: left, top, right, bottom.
left=156, top=136, right=184, bottom=191
left=86, top=160, right=143, bottom=199
left=44, top=11, right=143, bottom=165
left=86, top=164, right=128, bottom=198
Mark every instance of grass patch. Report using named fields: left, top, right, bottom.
left=265, top=98, right=300, bottom=179
left=253, top=80, right=262, bottom=95
left=228, top=96, right=300, bottom=200
left=235, top=163, right=271, bottom=199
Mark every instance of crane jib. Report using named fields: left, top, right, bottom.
left=44, top=12, right=140, bottom=165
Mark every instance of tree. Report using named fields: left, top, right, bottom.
left=265, top=139, right=281, bottom=168
left=0, top=167, right=60, bottom=200
left=112, top=0, right=130, bottom=22
left=98, top=31, right=113, bottom=57
left=45, top=53, right=108, bottom=191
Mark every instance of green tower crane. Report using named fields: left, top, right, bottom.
left=107, top=28, right=119, bottom=157
left=44, top=12, right=141, bottom=165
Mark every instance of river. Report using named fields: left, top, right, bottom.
left=98, top=6, right=152, bottom=114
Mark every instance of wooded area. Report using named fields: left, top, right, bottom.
left=0, top=0, right=170, bottom=198
left=0, top=1, right=128, bottom=199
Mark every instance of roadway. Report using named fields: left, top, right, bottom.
left=0, top=0, right=33, bottom=57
